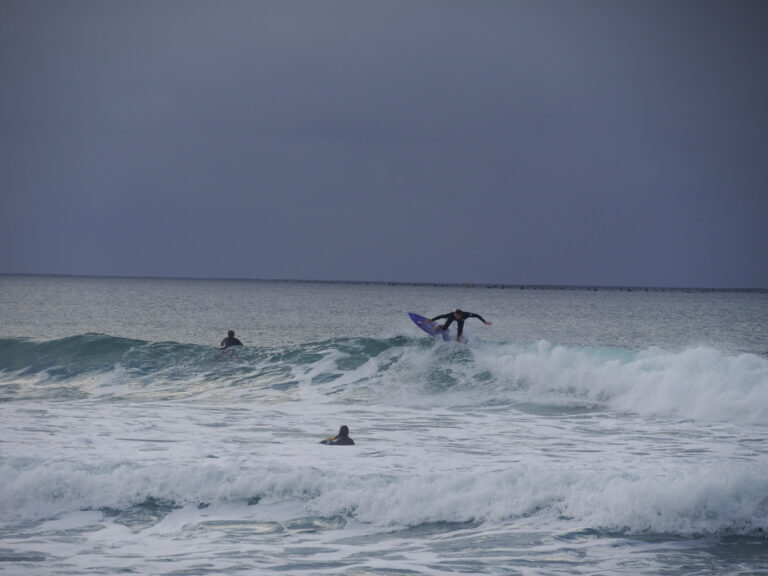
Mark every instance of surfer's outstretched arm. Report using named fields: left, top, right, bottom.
left=464, top=312, right=492, bottom=326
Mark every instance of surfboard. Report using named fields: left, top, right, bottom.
left=408, top=312, right=452, bottom=341
left=216, top=346, right=239, bottom=360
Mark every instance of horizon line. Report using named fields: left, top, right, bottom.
left=1, top=272, right=766, bottom=293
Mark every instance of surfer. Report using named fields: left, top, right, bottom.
left=428, top=309, right=492, bottom=341
left=320, top=425, right=355, bottom=446
left=220, top=330, right=243, bottom=348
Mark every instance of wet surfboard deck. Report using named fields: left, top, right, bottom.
left=408, top=312, right=452, bottom=341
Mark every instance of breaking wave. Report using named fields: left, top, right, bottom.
left=1, top=334, right=767, bottom=423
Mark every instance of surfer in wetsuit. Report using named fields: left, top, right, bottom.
left=220, top=330, right=243, bottom=348
left=428, top=309, right=492, bottom=342
left=320, top=425, right=355, bottom=445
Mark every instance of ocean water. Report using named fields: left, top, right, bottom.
left=1, top=275, right=768, bottom=575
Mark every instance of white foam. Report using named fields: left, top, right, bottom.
left=464, top=341, right=768, bottom=423
left=8, top=335, right=766, bottom=426
left=4, top=454, right=767, bottom=537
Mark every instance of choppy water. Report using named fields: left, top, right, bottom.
left=2, top=275, right=767, bottom=575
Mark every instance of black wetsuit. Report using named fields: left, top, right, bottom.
left=321, top=435, right=355, bottom=445
left=431, top=311, right=487, bottom=339
left=220, top=336, right=243, bottom=348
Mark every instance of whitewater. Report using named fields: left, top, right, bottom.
left=1, top=275, right=767, bottom=575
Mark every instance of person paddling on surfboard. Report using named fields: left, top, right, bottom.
left=320, top=425, right=355, bottom=445
left=428, top=309, right=491, bottom=342
left=220, top=330, right=243, bottom=348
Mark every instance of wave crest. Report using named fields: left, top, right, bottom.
left=2, top=335, right=767, bottom=424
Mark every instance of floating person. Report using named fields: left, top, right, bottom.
left=220, top=330, right=243, bottom=348
left=217, top=330, right=243, bottom=360
left=427, top=309, right=492, bottom=342
left=320, top=425, right=355, bottom=445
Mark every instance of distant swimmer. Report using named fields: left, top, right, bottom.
left=220, top=330, right=243, bottom=348
left=428, top=309, right=492, bottom=342
left=320, top=425, right=355, bottom=446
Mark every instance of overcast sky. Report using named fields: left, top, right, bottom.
left=1, top=0, right=766, bottom=288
